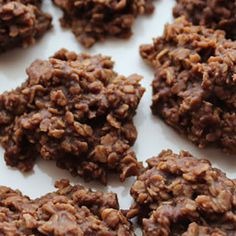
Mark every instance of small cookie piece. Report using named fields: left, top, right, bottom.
left=140, top=17, right=236, bottom=154
left=52, top=0, right=155, bottom=48
left=173, top=0, right=236, bottom=40
left=0, top=0, right=52, bottom=53
left=129, top=150, right=236, bottom=236
left=0, top=49, right=145, bottom=184
left=0, top=179, right=135, bottom=235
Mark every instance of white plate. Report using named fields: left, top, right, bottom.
left=1, top=1, right=236, bottom=234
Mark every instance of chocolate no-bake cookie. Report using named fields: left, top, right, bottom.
left=128, top=150, right=236, bottom=235
left=0, top=49, right=145, bottom=184
left=52, top=0, right=155, bottom=48
left=0, top=0, right=52, bottom=53
left=0, top=179, right=135, bottom=235
left=173, top=0, right=236, bottom=40
left=140, top=17, right=236, bottom=154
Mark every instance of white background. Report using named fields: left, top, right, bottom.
left=1, top=1, right=236, bottom=234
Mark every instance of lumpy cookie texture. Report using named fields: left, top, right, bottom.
left=0, top=49, right=145, bottom=184
left=140, top=17, right=236, bottom=154
left=52, top=0, right=155, bottom=48
left=0, top=179, right=135, bottom=235
left=173, top=0, right=236, bottom=40
left=0, top=0, right=52, bottom=52
left=128, top=150, right=236, bottom=236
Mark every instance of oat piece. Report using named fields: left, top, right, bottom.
left=0, top=0, right=52, bottom=53
left=0, top=49, right=145, bottom=184
left=0, top=179, right=135, bottom=235
left=52, top=0, right=155, bottom=48
left=128, top=150, right=236, bottom=236
left=173, top=0, right=236, bottom=40
left=140, top=17, right=236, bottom=154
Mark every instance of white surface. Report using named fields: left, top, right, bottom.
left=0, top=1, right=236, bottom=234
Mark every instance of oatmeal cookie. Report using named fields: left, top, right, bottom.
left=0, top=0, right=52, bottom=52
left=52, top=0, right=155, bottom=48
left=0, top=179, right=135, bottom=235
left=173, top=0, right=236, bottom=40
left=129, top=150, right=236, bottom=236
left=140, top=17, right=236, bottom=154
left=0, top=49, right=145, bottom=184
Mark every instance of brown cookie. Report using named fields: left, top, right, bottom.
left=0, top=179, right=135, bottom=235
left=0, top=0, right=52, bottom=52
left=173, top=0, right=236, bottom=40
left=140, top=17, right=236, bottom=154
left=53, top=0, right=155, bottom=48
left=0, top=49, right=145, bottom=184
left=129, top=150, right=236, bottom=235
